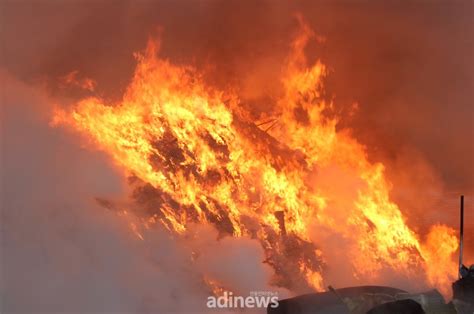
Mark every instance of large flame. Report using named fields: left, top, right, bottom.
left=52, top=17, right=458, bottom=297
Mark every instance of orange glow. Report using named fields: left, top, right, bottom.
left=203, top=276, right=229, bottom=297
left=420, top=225, right=458, bottom=297
left=52, top=17, right=458, bottom=296
left=59, top=70, right=96, bottom=91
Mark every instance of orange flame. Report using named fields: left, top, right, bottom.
left=52, top=17, right=458, bottom=296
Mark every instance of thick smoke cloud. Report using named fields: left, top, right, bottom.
left=2, top=0, right=471, bottom=187
left=0, top=73, right=279, bottom=313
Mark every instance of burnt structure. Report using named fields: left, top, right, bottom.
left=267, top=286, right=408, bottom=314
left=366, top=299, right=425, bottom=314
left=451, top=195, right=474, bottom=313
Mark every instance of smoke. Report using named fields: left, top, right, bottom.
left=2, top=0, right=471, bottom=185
left=0, top=72, right=281, bottom=313
left=1, top=0, right=473, bottom=309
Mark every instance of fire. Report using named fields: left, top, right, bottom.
left=203, top=276, right=229, bottom=297
left=52, top=17, right=458, bottom=296
left=420, top=225, right=459, bottom=296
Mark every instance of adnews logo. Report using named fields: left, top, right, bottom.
left=206, top=291, right=279, bottom=309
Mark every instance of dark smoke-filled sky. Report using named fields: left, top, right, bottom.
left=1, top=1, right=473, bottom=313
left=2, top=0, right=472, bottom=190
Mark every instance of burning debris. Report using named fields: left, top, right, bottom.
left=52, top=16, right=460, bottom=300
left=269, top=196, right=474, bottom=314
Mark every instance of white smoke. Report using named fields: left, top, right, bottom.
left=0, top=72, right=280, bottom=313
